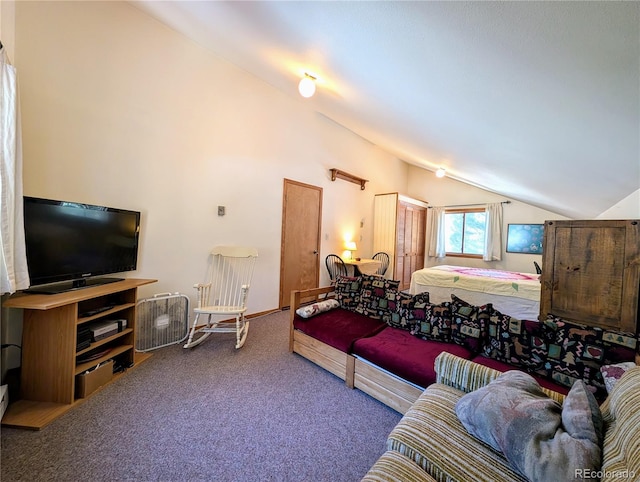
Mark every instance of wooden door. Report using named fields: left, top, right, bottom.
left=395, top=201, right=427, bottom=290
left=395, top=202, right=406, bottom=285
left=540, top=219, right=640, bottom=332
left=402, top=203, right=413, bottom=288
left=409, top=206, right=426, bottom=283
left=279, top=179, right=323, bottom=308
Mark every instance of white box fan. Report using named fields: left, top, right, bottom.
left=135, top=292, right=190, bottom=352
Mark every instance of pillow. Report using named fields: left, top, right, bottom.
left=406, top=291, right=431, bottom=322
left=455, top=371, right=603, bottom=482
left=333, top=276, right=362, bottom=311
left=357, top=275, right=403, bottom=323
left=295, top=299, right=339, bottom=319
left=482, top=308, right=547, bottom=370
left=541, top=315, right=639, bottom=400
left=394, top=291, right=429, bottom=332
left=360, top=274, right=400, bottom=291
left=410, top=300, right=452, bottom=343
left=450, top=294, right=491, bottom=353
left=385, top=291, right=413, bottom=330
left=600, top=362, right=637, bottom=394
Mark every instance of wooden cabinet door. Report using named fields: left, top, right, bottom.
left=395, top=202, right=407, bottom=286
left=396, top=201, right=427, bottom=290
left=411, top=206, right=426, bottom=279
left=540, top=219, right=640, bottom=332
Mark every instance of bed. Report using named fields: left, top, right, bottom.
left=410, top=264, right=541, bottom=320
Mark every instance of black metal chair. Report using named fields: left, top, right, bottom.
left=325, top=254, right=348, bottom=282
left=372, top=252, right=390, bottom=276
left=533, top=261, right=542, bottom=275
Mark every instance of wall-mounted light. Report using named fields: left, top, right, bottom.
left=435, top=168, right=446, bottom=178
left=298, top=73, right=316, bottom=98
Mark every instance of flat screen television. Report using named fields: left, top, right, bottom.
left=23, top=196, right=141, bottom=294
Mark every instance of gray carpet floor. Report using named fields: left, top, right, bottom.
left=1, top=310, right=402, bottom=482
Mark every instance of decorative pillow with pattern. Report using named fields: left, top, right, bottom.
left=411, top=299, right=452, bottom=343
left=333, top=276, right=362, bottom=311
left=357, top=275, right=403, bottom=323
left=385, top=291, right=414, bottom=330
left=404, top=291, right=430, bottom=321
left=399, top=291, right=429, bottom=333
left=359, top=274, right=400, bottom=292
left=483, top=308, right=547, bottom=370
left=541, top=315, right=638, bottom=400
left=450, top=294, right=491, bottom=353
left=600, top=361, right=637, bottom=394
left=295, top=299, right=340, bottom=319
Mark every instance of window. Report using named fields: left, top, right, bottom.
left=444, top=208, right=486, bottom=257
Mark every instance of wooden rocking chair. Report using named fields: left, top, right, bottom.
left=183, top=246, right=258, bottom=349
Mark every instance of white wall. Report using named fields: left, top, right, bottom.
left=12, top=1, right=409, bottom=313
left=407, top=166, right=570, bottom=273
left=596, top=189, right=640, bottom=219
left=0, top=1, right=15, bottom=59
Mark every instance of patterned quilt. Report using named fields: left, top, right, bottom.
left=410, top=265, right=541, bottom=301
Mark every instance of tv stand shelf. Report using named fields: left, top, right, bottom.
left=75, top=343, right=133, bottom=375
left=2, top=278, right=156, bottom=430
left=78, top=302, right=135, bottom=323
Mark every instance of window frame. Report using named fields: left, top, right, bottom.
left=444, top=207, right=486, bottom=259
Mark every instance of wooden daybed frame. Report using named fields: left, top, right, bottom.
left=289, top=284, right=640, bottom=415
left=289, top=287, right=428, bottom=413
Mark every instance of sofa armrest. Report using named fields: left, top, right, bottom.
left=290, top=286, right=336, bottom=311
left=435, top=352, right=503, bottom=394
left=600, top=366, right=640, bottom=480
left=289, top=286, right=335, bottom=352
left=434, top=352, right=566, bottom=404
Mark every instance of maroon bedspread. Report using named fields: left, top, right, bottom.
left=352, top=326, right=473, bottom=388
left=293, top=308, right=387, bottom=353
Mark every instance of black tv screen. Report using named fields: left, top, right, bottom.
left=23, top=197, right=141, bottom=293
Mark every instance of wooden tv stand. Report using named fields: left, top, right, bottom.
left=2, top=278, right=156, bottom=430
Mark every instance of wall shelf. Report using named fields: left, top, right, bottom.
left=330, top=168, right=368, bottom=190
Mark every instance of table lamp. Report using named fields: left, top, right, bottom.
left=345, top=241, right=357, bottom=260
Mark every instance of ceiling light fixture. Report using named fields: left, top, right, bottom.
left=298, top=73, right=316, bottom=98
left=435, top=168, right=446, bottom=178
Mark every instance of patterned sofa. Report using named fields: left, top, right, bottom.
left=289, top=275, right=640, bottom=481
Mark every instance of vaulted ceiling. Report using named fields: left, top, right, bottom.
left=133, top=1, right=639, bottom=219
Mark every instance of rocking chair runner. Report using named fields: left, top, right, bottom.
left=183, top=246, right=258, bottom=349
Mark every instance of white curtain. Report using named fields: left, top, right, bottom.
left=1, top=48, right=29, bottom=294
left=483, top=202, right=503, bottom=261
left=427, top=206, right=446, bottom=258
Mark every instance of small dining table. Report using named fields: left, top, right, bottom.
left=344, top=258, right=382, bottom=276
